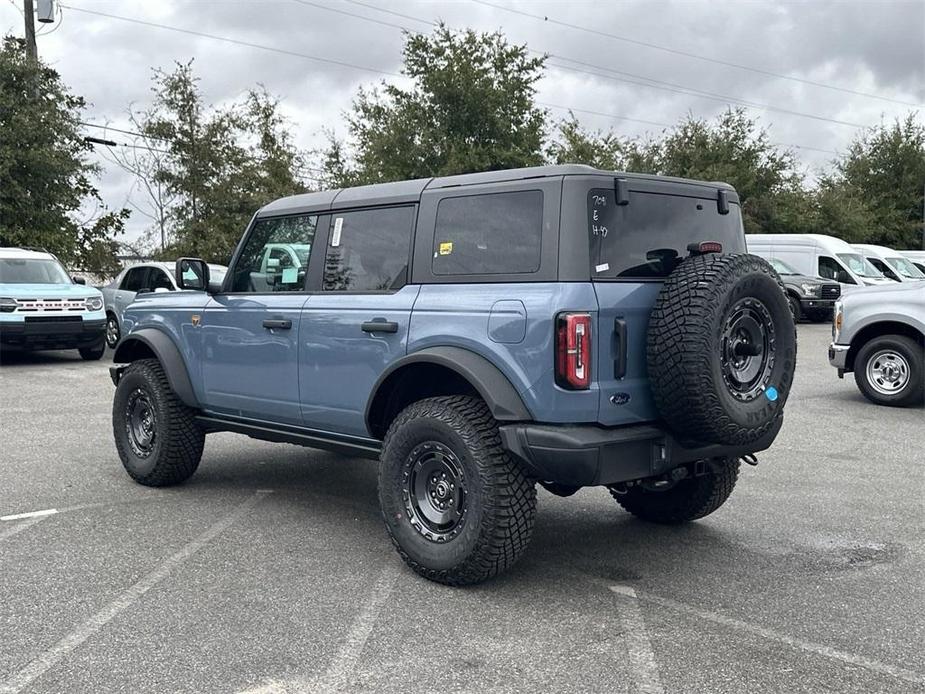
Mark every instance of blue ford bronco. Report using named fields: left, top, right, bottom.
left=110, top=165, right=796, bottom=585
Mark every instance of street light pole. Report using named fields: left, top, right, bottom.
left=23, top=0, right=37, bottom=65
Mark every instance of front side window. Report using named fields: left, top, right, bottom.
left=229, top=214, right=317, bottom=292
left=120, top=267, right=148, bottom=292
left=836, top=253, right=883, bottom=279
left=818, top=256, right=855, bottom=284
left=588, top=190, right=745, bottom=279
left=0, top=258, right=71, bottom=284
left=323, top=206, right=415, bottom=291
left=149, top=268, right=174, bottom=291
left=433, top=191, right=543, bottom=276
left=886, top=256, right=925, bottom=279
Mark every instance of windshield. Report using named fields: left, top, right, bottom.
left=768, top=258, right=798, bottom=275
left=589, top=190, right=746, bottom=279
left=836, top=253, right=883, bottom=278
left=886, top=256, right=925, bottom=279
left=0, top=258, right=72, bottom=284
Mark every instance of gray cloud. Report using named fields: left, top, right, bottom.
left=2, top=0, right=922, bottom=242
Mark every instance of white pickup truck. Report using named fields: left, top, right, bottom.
left=829, top=282, right=925, bottom=407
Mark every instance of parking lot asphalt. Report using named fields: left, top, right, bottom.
left=1, top=323, right=923, bottom=694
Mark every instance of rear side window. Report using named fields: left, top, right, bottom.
left=588, top=189, right=745, bottom=279
left=323, top=206, right=415, bottom=292
left=433, top=190, right=543, bottom=275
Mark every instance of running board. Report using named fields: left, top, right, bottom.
left=195, top=414, right=382, bottom=460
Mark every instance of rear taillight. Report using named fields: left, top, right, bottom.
left=555, top=312, right=591, bottom=390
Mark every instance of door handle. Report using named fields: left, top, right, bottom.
left=263, top=318, right=292, bottom=330
left=361, top=320, right=398, bottom=334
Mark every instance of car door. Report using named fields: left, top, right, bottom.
left=299, top=205, right=418, bottom=437
left=200, top=213, right=319, bottom=425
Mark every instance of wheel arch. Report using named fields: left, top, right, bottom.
left=365, top=347, right=532, bottom=439
left=112, top=328, right=199, bottom=408
left=846, top=321, right=924, bottom=372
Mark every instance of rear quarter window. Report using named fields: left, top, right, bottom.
left=589, top=189, right=745, bottom=279
left=433, top=190, right=543, bottom=275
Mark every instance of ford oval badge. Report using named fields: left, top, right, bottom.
left=610, top=392, right=631, bottom=406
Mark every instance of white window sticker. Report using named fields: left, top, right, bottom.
left=331, top=217, right=343, bottom=247
left=595, top=263, right=610, bottom=273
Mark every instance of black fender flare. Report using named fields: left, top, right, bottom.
left=365, top=346, right=532, bottom=434
left=111, top=328, right=199, bottom=408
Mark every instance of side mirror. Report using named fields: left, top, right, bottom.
left=267, top=257, right=281, bottom=270
left=72, top=276, right=86, bottom=285
left=176, top=258, right=211, bottom=292
left=153, top=287, right=170, bottom=294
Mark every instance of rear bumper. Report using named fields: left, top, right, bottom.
left=0, top=318, right=106, bottom=350
left=499, top=416, right=783, bottom=487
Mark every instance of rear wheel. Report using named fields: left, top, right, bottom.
left=609, top=459, right=740, bottom=524
left=112, top=358, right=205, bottom=485
left=378, top=396, right=536, bottom=586
left=854, top=335, right=924, bottom=407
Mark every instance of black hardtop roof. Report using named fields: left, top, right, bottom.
left=257, top=164, right=735, bottom=217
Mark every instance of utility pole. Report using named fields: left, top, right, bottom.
left=23, top=0, right=37, bottom=65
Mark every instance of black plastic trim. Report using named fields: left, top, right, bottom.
left=195, top=414, right=381, bottom=459
left=499, top=416, right=783, bottom=487
left=365, top=346, right=532, bottom=434
left=111, top=329, right=199, bottom=408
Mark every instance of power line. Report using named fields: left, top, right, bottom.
left=58, top=4, right=403, bottom=78
left=79, top=120, right=167, bottom=141
left=302, top=0, right=869, bottom=129
left=471, top=0, right=919, bottom=108
left=539, top=102, right=671, bottom=129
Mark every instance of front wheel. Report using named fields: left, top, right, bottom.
left=105, top=313, right=121, bottom=348
left=79, top=341, right=105, bottom=361
left=854, top=335, right=924, bottom=407
left=378, top=396, right=537, bottom=586
left=112, top=358, right=205, bottom=486
left=609, top=459, right=740, bottom=524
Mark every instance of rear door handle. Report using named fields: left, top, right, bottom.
left=263, top=318, right=292, bottom=330
left=361, top=320, right=398, bottom=334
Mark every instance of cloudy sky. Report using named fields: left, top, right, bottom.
left=2, top=0, right=923, bottom=244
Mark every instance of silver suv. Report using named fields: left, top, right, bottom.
left=829, top=282, right=925, bottom=407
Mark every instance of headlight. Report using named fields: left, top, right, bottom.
left=800, top=283, right=820, bottom=296
left=0, top=297, right=18, bottom=313
left=85, top=296, right=103, bottom=311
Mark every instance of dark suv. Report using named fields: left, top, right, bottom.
left=109, top=165, right=796, bottom=585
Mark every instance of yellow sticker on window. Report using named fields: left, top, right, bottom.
left=439, top=242, right=453, bottom=255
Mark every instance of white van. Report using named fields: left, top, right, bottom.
left=899, top=250, right=925, bottom=274
left=746, top=234, right=892, bottom=288
left=853, top=244, right=925, bottom=282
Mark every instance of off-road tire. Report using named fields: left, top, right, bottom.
left=647, top=253, right=796, bottom=446
left=854, top=335, right=924, bottom=408
left=379, top=396, right=536, bottom=586
left=787, top=294, right=802, bottom=323
left=610, top=459, right=740, bottom=524
left=112, top=358, right=204, bottom=486
left=79, top=341, right=106, bottom=361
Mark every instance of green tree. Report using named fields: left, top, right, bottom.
left=815, top=114, right=924, bottom=248
left=137, top=62, right=306, bottom=263
left=322, top=26, right=547, bottom=186
left=547, top=114, right=658, bottom=172
left=0, top=36, right=127, bottom=273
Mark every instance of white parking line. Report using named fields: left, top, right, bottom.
left=609, top=585, right=665, bottom=694
left=0, top=508, right=58, bottom=522
left=311, top=562, right=400, bottom=694
left=0, top=491, right=272, bottom=694
left=612, top=585, right=925, bottom=687
left=0, top=516, right=49, bottom=542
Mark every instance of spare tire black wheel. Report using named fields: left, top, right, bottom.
left=647, top=253, right=796, bottom=446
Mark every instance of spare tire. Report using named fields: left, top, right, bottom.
left=647, top=253, right=796, bottom=446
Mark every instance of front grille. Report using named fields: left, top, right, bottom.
left=820, top=285, right=841, bottom=300
left=24, top=315, right=83, bottom=323
left=13, top=298, right=87, bottom=313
